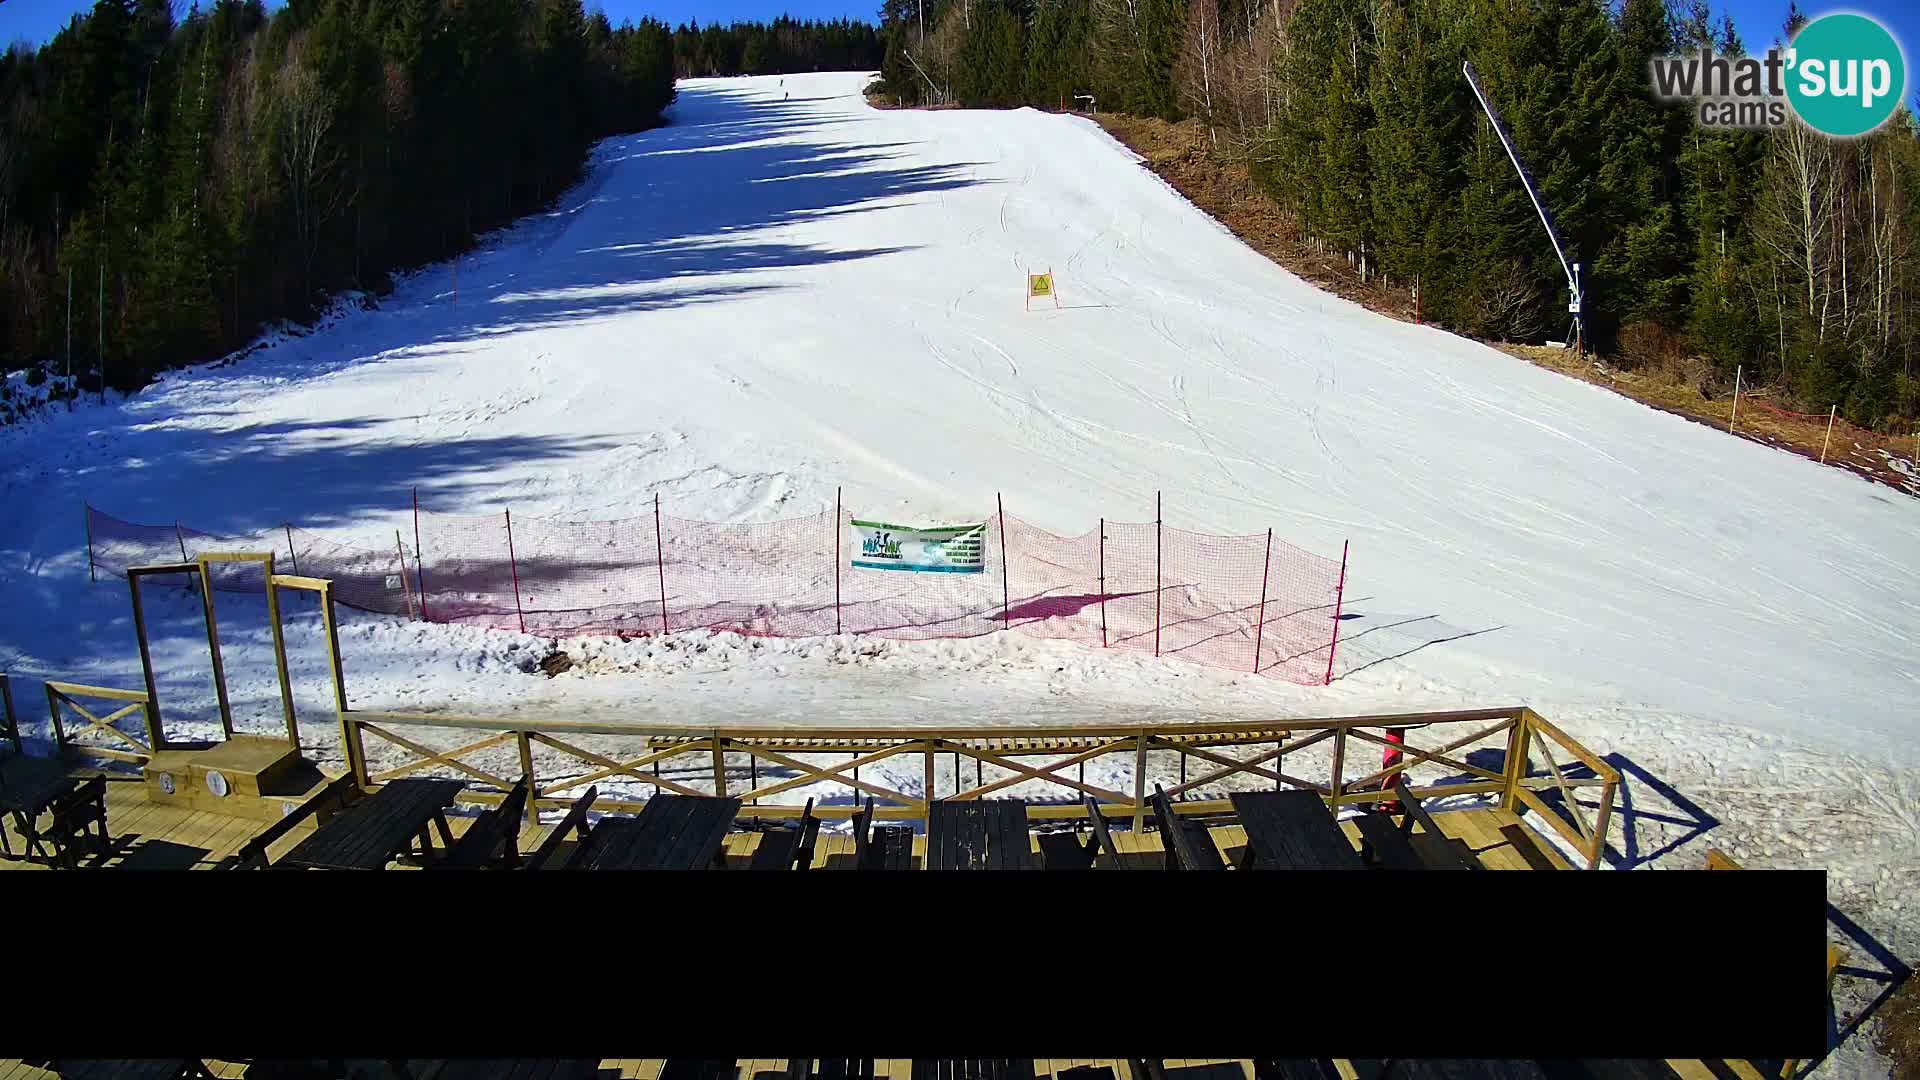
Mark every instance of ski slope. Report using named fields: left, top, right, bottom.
left=6, top=71, right=1914, bottom=1067
left=6, top=71, right=1915, bottom=753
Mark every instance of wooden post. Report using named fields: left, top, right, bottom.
left=1154, top=492, right=1162, bottom=658
left=412, top=487, right=429, bottom=621
left=1252, top=529, right=1272, bottom=674
left=1328, top=727, right=1348, bottom=811
left=284, top=524, right=300, bottom=576
left=517, top=731, right=539, bottom=828
left=196, top=560, right=235, bottom=738
left=46, top=683, right=68, bottom=757
left=128, top=574, right=164, bottom=748
left=504, top=509, right=526, bottom=635
left=1727, top=365, right=1742, bottom=432
left=83, top=504, right=96, bottom=584
left=997, top=493, right=1010, bottom=631
left=1587, top=777, right=1615, bottom=870
left=833, top=487, right=843, bottom=635
left=654, top=493, right=669, bottom=637
left=1097, top=517, right=1108, bottom=648
left=925, top=743, right=936, bottom=818
left=1132, top=731, right=1149, bottom=832
left=176, top=524, right=194, bottom=595
left=395, top=531, right=418, bottom=620
left=319, top=583, right=363, bottom=786
left=1500, top=710, right=1533, bottom=813
left=711, top=733, right=727, bottom=798
left=1323, top=540, right=1349, bottom=686
left=265, top=571, right=298, bottom=749
left=1819, top=405, right=1837, bottom=463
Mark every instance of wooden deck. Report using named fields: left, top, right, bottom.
left=0, top=1058, right=1785, bottom=1079
left=0, top=773, right=1571, bottom=872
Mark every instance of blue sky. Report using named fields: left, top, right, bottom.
left=3, top=0, right=1917, bottom=84
left=1, top=0, right=882, bottom=47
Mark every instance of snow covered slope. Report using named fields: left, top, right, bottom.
left=5, top=71, right=1915, bottom=759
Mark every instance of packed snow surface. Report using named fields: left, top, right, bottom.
left=1, top=73, right=1915, bottom=1069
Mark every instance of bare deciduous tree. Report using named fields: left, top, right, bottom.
left=1176, top=0, right=1223, bottom=146
left=275, top=34, right=350, bottom=297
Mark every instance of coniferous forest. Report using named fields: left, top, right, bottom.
left=0, top=0, right=681, bottom=394
left=877, top=0, right=1920, bottom=429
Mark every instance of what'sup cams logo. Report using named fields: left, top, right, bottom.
left=1650, top=12, right=1907, bottom=137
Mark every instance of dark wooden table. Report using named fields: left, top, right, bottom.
left=278, top=778, right=465, bottom=870
left=572, top=793, right=742, bottom=870
left=925, top=800, right=1033, bottom=870
left=1229, top=790, right=1366, bottom=870
left=0, top=755, right=81, bottom=860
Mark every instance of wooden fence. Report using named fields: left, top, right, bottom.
left=46, top=680, right=160, bottom=765
left=338, top=705, right=1619, bottom=868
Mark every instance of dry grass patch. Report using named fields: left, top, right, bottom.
left=1091, top=113, right=1919, bottom=499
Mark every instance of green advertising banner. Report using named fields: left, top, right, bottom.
left=849, top=519, right=986, bottom=573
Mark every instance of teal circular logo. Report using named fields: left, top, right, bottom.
left=1786, top=13, right=1907, bottom=137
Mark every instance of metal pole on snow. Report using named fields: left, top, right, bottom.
left=1153, top=492, right=1163, bottom=658
left=1728, top=365, right=1742, bottom=432
left=412, top=487, right=430, bottom=622
left=505, top=509, right=526, bottom=635
left=1252, top=529, right=1271, bottom=675
left=997, top=493, right=1010, bottom=631
left=834, top=487, right=843, bottom=635
left=285, top=524, right=300, bottom=576
left=1820, top=406, right=1837, bottom=464
left=1324, top=540, right=1349, bottom=687
left=654, top=493, right=669, bottom=637
left=83, top=503, right=96, bottom=583
left=1097, top=517, right=1108, bottom=649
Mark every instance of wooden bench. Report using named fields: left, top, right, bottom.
left=851, top=797, right=913, bottom=870
left=230, top=772, right=363, bottom=870
left=1150, top=784, right=1226, bottom=870
left=1253, top=1062, right=1343, bottom=1080
left=909, top=1062, right=1035, bottom=1080
left=45, top=775, right=111, bottom=869
left=431, top=776, right=530, bottom=869
left=1035, top=796, right=1127, bottom=870
left=748, top=797, right=821, bottom=870
left=522, top=786, right=598, bottom=870
left=1390, top=778, right=1479, bottom=870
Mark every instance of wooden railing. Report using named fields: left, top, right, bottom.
left=46, top=680, right=162, bottom=764
left=337, top=704, right=1621, bottom=868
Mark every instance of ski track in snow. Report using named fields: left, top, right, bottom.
left=1, top=74, right=1916, bottom=1069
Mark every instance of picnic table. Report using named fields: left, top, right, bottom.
left=277, top=778, right=464, bottom=870
left=0, top=755, right=80, bottom=861
left=571, top=793, right=741, bottom=870
left=925, top=800, right=1033, bottom=870
left=1229, top=790, right=1366, bottom=870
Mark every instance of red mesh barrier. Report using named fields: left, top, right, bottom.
left=504, top=512, right=664, bottom=637
left=1254, top=535, right=1345, bottom=685
left=1000, top=514, right=1101, bottom=643
left=85, top=499, right=1347, bottom=685
left=413, top=509, right=517, bottom=627
left=661, top=510, right=834, bottom=637
left=85, top=508, right=414, bottom=615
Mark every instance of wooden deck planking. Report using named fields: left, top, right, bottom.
left=3, top=776, right=1567, bottom=873
left=0, top=1061, right=1789, bottom=1079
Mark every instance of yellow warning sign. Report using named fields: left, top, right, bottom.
left=1026, top=270, right=1060, bottom=309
